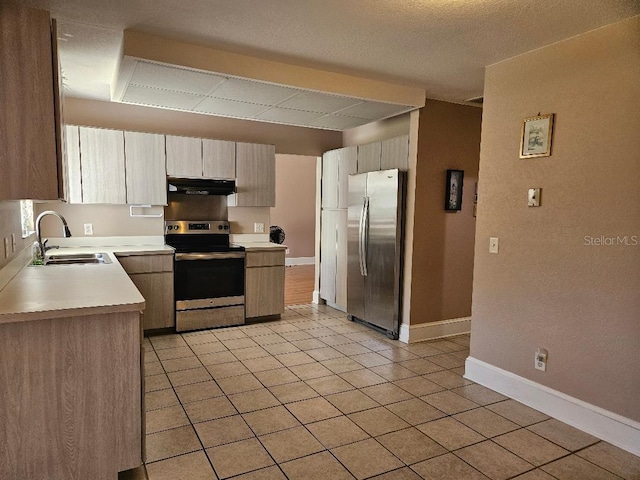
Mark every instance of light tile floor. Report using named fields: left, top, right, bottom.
left=135, top=304, right=640, bottom=480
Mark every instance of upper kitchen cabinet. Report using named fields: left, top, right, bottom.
left=167, top=136, right=236, bottom=180
left=66, top=126, right=167, bottom=205
left=125, top=131, right=167, bottom=205
left=381, top=134, right=409, bottom=171
left=166, top=135, right=202, bottom=178
left=231, top=142, right=276, bottom=207
left=79, top=127, right=126, bottom=204
left=337, top=146, right=357, bottom=209
left=203, top=139, right=235, bottom=179
left=0, top=6, right=61, bottom=201
left=322, top=146, right=357, bottom=210
left=321, top=149, right=339, bottom=209
left=357, top=142, right=382, bottom=173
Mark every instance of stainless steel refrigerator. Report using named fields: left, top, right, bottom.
left=347, top=168, right=405, bottom=339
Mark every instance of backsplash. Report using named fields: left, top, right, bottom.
left=33, top=201, right=270, bottom=239
left=35, top=202, right=164, bottom=238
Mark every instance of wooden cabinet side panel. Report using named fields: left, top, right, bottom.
left=337, top=146, right=358, bottom=209
left=335, top=209, right=348, bottom=310
left=0, top=6, right=58, bottom=200
left=130, top=273, right=175, bottom=330
left=320, top=210, right=337, bottom=303
left=203, top=139, right=236, bottom=179
left=321, top=150, right=339, bottom=209
left=166, top=135, right=202, bottom=178
left=380, top=134, right=410, bottom=171
left=245, top=266, right=285, bottom=318
left=357, top=142, right=382, bottom=173
left=125, top=131, right=167, bottom=205
left=79, top=127, right=126, bottom=203
left=235, top=143, right=276, bottom=206
left=65, top=125, right=83, bottom=203
left=0, top=312, right=141, bottom=479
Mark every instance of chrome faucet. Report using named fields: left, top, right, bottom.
left=34, top=210, right=72, bottom=261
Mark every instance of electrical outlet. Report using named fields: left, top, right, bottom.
left=84, top=223, right=93, bottom=236
left=254, top=223, right=265, bottom=233
left=489, top=237, right=499, bottom=254
left=535, top=348, right=548, bottom=372
left=286, top=248, right=290, bottom=255
left=11, top=233, right=16, bottom=253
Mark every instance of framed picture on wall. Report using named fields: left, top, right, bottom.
left=520, top=113, right=554, bottom=158
left=445, top=169, right=464, bottom=211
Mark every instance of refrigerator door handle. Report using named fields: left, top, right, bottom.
left=361, top=196, right=369, bottom=277
left=358, top=196, right=366, bottom=276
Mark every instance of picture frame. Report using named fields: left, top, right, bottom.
left=520, top=113, right=554, bottom=158
left=445, top=169, right=464, bottom=211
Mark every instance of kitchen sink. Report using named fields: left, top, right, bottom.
left=43, top=252, right=112, bottom=265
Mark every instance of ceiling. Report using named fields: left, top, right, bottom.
left=9, top=0, right=640, bottom=129
left=116, top=59, right=415, bottom=130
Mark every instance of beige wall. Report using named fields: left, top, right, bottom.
left=271, top=155, right=317, bottom=258
left=410, top=100, right=482, bottom=324
left=471, top=16, right=640, bottom=421
left=65, top=97, right=342, bottom=156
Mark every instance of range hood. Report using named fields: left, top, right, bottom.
left=168, top=178, right=236, bottom=195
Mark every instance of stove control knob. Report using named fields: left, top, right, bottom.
left=218, top=225, right=223, bottom=230
left=224, top=225, right=229, bottom=230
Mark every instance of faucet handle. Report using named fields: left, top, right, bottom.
left=42, top=239, right=59, bottom=253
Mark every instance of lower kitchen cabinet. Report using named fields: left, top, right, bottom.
left=0, top=310, right=142, bottom=478
left=117, top=253, right=174, bottom=331
left=245, top=249, right=285, bottom=319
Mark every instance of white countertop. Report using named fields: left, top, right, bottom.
left=0, top=243, right=174, bottom=325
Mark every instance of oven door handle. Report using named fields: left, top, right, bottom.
left=175, top=252, right=245, bottom=261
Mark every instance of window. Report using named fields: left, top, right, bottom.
left=20, top=200, right=34, bottom=238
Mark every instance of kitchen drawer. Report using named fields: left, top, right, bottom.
left=176, top=306, right=244, bottom=332
left=117, top=254, right=173, bottom=274
left=245, top=250, right=285, bottom=268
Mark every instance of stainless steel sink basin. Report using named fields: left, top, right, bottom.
left=44, top=252, right=112, bottom=265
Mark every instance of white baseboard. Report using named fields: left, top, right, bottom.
left=465, top=356, right=640, bottom=456
left=285, top=256, right=315, bottom=266
left=399, top=316, right=471, bottom=344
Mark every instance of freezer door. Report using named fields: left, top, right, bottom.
left=347, top=173, right=367, bottom=319
left=364, top=169, right=403, bottom=333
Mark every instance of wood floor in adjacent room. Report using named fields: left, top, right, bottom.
left=284, top=265, right=315, bottom=306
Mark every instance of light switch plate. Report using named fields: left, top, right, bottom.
left=489, top=237, right=499, bottom=254
left=11, top=233, right=16, bottom=253
left=4, top=237, right=10, bottom=259
left=528, top=188, right=541, bottom=207
left=254, top=223, right=265, bottom=233
left=84, top=223, right=94, bottom=236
